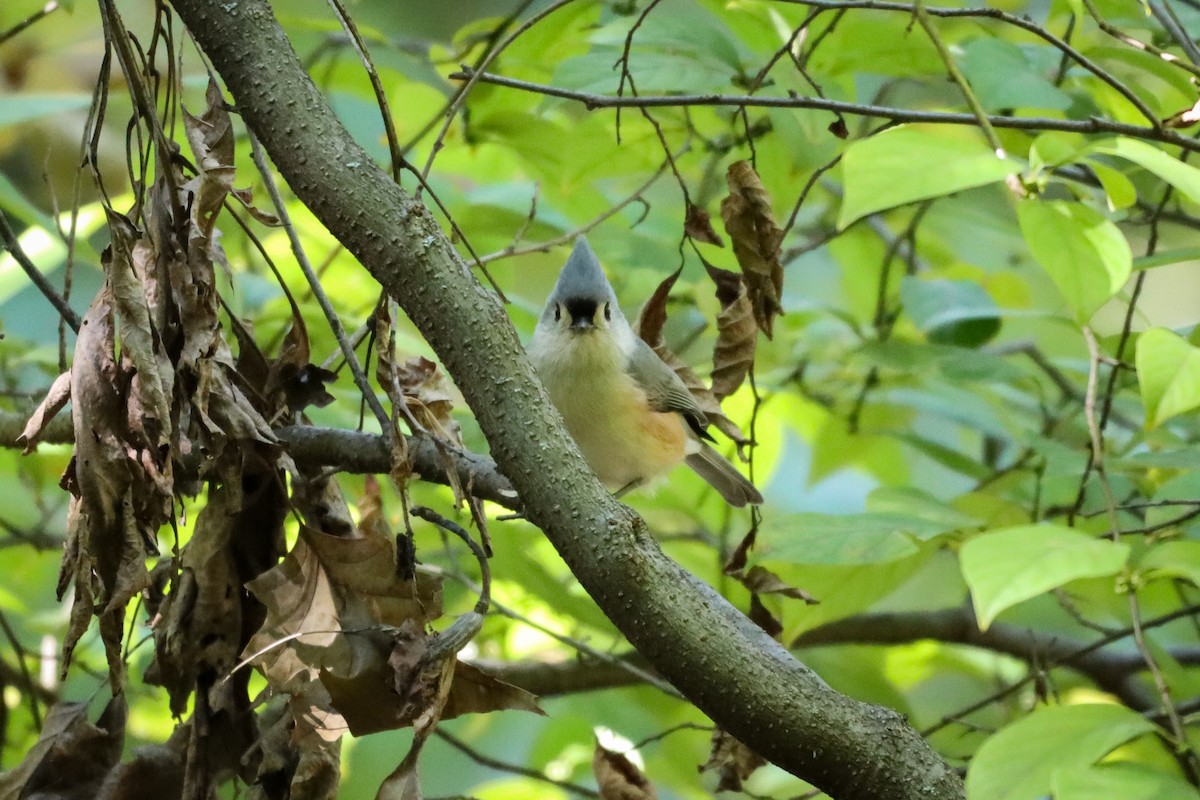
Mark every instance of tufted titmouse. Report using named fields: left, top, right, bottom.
left=527, top=238, right=763, bottom=507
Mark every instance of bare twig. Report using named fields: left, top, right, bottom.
left=449, top=69, right=1200, bottom=152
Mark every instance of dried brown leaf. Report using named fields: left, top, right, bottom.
left=106, top=211, right=172, bottom=445
left=0, top=696, right=125, bottom=800
left=685, top=203, right=724, bottom=246
left=700, top=729, right=767, bottom=793
left=734, top=565, right=819, bottom=605
left=594, top=743, right=657, bottom=800
left=147, top=485, right=244, bottom=715
left=182, top=78, right=236, bottom=240
left=19, top=370, right=71, bottom=453
left=633, top=267, right=682, bottom=348
left=720, top=160, right=784, bottom=338
left=60, top=285, right=149, bottom=685
left=703, top=260, right=757, bottom=401
left=230, top=185, right=282, bottom=226
left=397, top=356, right=464, bottom=447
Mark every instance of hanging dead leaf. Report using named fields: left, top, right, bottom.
left=720, top=160, right=784, bottom=338
left=58, top=284, right=150, bottom=686
left=633, top=267, right=682, bottom=348
left=396, top=356, right=464, bottom=446
left=594, top=743, right=657, bottom=800
left=229, top=185, right=282, bottom=226
left=182, top=78, right=236, bottom=240
left=731, top=565, right=819, bottom=605
left=106, top=211, right=173, bottom=446
left=702, top=259, right=757, bottom=400
left=747, top=594, right=784, bottom=639
left=19, top=370, right=71, bottom=453
left=700, top=729, right=767, bottom=793
left=685, top=202, right=724, bottom=246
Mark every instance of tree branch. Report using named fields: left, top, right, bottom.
left=164, top=2, right=963, bottom=797
left=449, top=68, right=1200, bottom=153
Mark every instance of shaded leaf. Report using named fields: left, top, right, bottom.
left=731, top=565, right=819, bottom=604
left=720, top=160, right=784, bottom=337
left=0, top=697, right=125, bottom=800
left=966, top=704, right=1156, bottom=800
left=182, top=78, right=236, bottom=240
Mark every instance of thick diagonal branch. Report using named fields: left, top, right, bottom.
left=163, top=3, right=963, bottom=797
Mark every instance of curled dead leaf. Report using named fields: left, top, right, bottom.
left=685, top=202, right=724, bottom=246
left=702, top=259, right=757, bottom=401
left=700, top=729, right=767, bottom=793
left=720, top=160, right=784, bottom=338
left=594, top=742, right=657, bottom=800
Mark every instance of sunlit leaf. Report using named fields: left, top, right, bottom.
left=960, top=525, right=1129, bottom=629
left=839, top=125, right=1016, bottom=228
left=1136, top=327, right=1200, bottom=428
left=1016, top=199, right=1132, bottom=322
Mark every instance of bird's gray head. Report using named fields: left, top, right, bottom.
left=539, top=237, right=627, bottom=335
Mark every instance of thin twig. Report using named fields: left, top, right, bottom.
left=913, top=0, right=1005, bottom=156
left=0, top=212, right=81, bottom=333
left=246, top=130, right=392, bottom=434
left=0, top=1, right=58, bottom=46
left=450, top=69, right=1200, bottom=152
left=435, top=729, right=600, bottom=799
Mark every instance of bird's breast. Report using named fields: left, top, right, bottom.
left=529, top=334, right=687, bottom=489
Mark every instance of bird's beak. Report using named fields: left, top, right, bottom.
left=569, top=316, right=594, bottom=332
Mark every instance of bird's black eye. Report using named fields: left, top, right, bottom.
left=554, top=304, right=562, bottom=322
left=603, top=302, right=611, bottom=321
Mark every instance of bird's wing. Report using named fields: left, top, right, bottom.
left=626, top=338, right=714, bottom=441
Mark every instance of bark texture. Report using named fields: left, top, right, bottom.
left=164, top=2, right=964, bottom=797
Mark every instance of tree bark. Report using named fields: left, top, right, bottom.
left=163, top=2, right=964, bottom=797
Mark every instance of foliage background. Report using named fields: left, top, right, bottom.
left=3, top=0, right=1200, bottom=798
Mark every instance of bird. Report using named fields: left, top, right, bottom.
left=527, top=238, right=763, bottom=507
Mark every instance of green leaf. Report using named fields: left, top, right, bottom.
left=966, top=704, right=1157, bottom=800
left=1053, top=763, right=1200, bottom=800
left=1136, top=327, right=1200, bottom=429
left=866, top=486, right=982, bottom=531
left=960, top=525, right=1129, bottom=629
left=838, top=125, right=1016, bottom=228
left=1091, top=137, right=1200, bottom=205
left=960, top=39, right=1073, bottom=113
left=1133, top=247, right=1200, bottom=271
left=899, top=277, right=1001, bottom=347
left=1088, top=161, right=1137, bottom=210
left=755, top=512, right=929, bottom=565
left=1016, top=200, right=1132, bottom=322
left=1139, top=540, right=1200, bottom=586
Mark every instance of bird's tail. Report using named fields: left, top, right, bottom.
left=685, top=444, right=763, bottom=507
